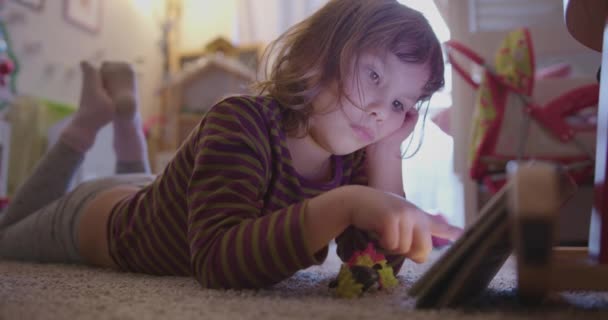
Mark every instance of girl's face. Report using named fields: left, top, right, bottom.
left=309, top=51, right=430, bottom=155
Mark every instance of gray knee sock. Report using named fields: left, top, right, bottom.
left=0, top=142, right=83, bottom=228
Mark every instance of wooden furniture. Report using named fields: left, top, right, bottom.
left=508, top=162, right=608, bottom=302
left=151, top=29, right=262, bottom=171
left=157, top=53, right=256, bottom=155
left=509, top=0, right=608, bottom=302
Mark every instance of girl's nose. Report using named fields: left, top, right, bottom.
left=366, top=100, right=385, bottom=120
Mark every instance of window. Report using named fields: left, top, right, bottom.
left=399, top=0, right=463, bottom=227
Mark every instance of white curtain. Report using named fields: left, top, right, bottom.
left=402, top=117, right=462, bottom=226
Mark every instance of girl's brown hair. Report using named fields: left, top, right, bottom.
left=255, top=0, right=445, bottom=135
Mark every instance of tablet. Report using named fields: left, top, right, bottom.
left=408, top=183, right=512, bottom=308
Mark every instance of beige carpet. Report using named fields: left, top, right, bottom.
left=1, top=248, right=608, bottom=320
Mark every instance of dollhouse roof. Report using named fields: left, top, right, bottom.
left=161, top=53, right=256, bottom=90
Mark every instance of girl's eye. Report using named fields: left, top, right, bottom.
left=369, top=70, right=380, bottom=84
left=392, top=100, right=405, bottom=112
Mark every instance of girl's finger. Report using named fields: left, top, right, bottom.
left=429, top=217, right=463, bottom=241
left=406, top=224, right=432, bottom=263
left=396, top=216, right=414, bottom=254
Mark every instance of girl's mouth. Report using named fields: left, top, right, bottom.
left=350, top=124, right=374, bottom=142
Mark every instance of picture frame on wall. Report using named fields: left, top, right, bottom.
left=15, top=0, right=44, bottom=11
left=63, top=0, right=102, bottom=34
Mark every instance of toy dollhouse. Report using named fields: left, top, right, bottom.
left=150, top=48, right=258, bottom=171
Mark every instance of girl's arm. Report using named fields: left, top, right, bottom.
left=334, top=111, right=419, bottom=274
left=334, top=148, right=409, bottom=275
left=365, top=144, right=405, bottom=198
left=365, top=108, right=419, bottom=198
left=302, top=186, right=356, bottom=254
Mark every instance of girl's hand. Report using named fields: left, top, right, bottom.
left=347, top=185, right=462, bottom=263
left=373, top=108, right=419, bottom=151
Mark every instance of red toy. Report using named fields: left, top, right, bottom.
left=0, top=58, right=14, bottom=86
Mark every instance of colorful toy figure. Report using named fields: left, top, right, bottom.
left=329, top=243, right=399, bottom=298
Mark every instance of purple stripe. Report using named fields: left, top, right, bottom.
left=173, top=143, right=194, bottom=172
left=266, top=194, right=290, bottom=212
left=154, top=189, right=188, bottom=236
left=136, top=230, right=176, bottom=275
left=188, top=193, right=261, bottom=213
left=270, top=184, right=299, bottom=203
left=257, top=215, right=281, bottom=281
left=291, top=204, right=316, bottom=266
left=192, top=161, right=263, bottom=178
left=196, top=192, right=258, bottom=207
left=194, top=154, right=263, bottom=174
left=219, top=103, right=270, bottom=155
left=272, top=209, right=298, bottom=273
left=208, top=237, right=231, bottom=288
left=276, top=207, right=305, bottom=274
left=202, top=117, right=266, bottom=156
left=125, top=195, right=184, bottom=275
left=164, top=172, right=188, bottom=203
left=191, top=237, right=213, bottom=282
left=169, top=154, right=192, bottom=189
left=201, top=121, right=244, bottom=136
left=196, top=150, right=261, bottom=169
left=143, top=202, right=190, bottom=275
left=133, top=230, right=178, bottom=275
left=163, top=175, right=183, bottom=194
left=187, top=207, right=228, bottom=229
left=129, top=199, right=172, bottom=275
left=196, top=139, right=261, bottom=160
left=188, top=188, right=262, bottom=209
left=124, top=232, right=164, bottom=275
left=224, top=227, right=245, bottom=287
left=242, top=221, right=273, bottom=284
left=222, top=97, right=266, bottom=127
left=195, top=179, right=258, bottom=199
left=189, top=220, right=229, bottom=251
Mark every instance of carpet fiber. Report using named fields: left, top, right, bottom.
left=2, top=248, right=608, bottom=320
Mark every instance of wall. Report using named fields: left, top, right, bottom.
left=179, top=0, right=238, bottom=52
left=179, top=0, right=325, bottom=51
left=3, top=0, right=166, bottom=119
left=2, top=0, right=166, bottom=183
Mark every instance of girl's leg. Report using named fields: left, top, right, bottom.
left=0, top=174, right=153, bottom=263
left=101, top=62, right=151, bottom=174
left=0, top=62, right=114, bottom=228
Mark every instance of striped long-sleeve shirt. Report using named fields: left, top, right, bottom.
left=107, top=95, right=405, bottom=289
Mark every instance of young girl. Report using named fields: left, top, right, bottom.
left=0, top=0, right=462, bottom=289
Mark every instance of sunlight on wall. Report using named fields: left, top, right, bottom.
left=131, top=0, right=165, bottom=17
left=180, top=0, right=238, bottom=52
